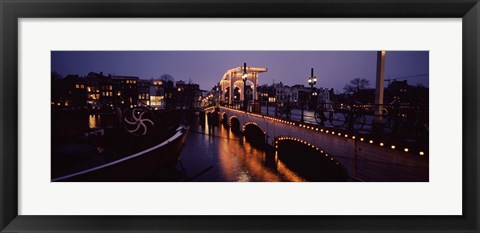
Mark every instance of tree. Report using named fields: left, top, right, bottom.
left=343, top=78, right=371, bottom=94
left=160, top=74, right=175, bottom=82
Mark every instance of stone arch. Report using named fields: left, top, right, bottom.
left=243, top=122, right=267, bottom=147
left=220, top=112, right=228, bottom=125
left=274, top=136, right=349, bottom=181
left=229, top=116, right=241, bottom=132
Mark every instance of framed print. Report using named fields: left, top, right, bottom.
left=1, top=0, right=479, bottom=232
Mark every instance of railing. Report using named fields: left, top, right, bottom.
left=208, top=100, right=428, bottom=145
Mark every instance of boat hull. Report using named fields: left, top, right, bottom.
left=52, top=126, right=189, bottom=182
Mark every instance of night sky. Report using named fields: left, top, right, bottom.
left=51, top=51, right=429, bottom=92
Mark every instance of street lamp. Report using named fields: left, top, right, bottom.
left=242, top=62, right=248, bottom=112
left=308, top=67, right=317, bottom=90
left=307, top=68, right=317, bottom=109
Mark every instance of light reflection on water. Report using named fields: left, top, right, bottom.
left=88, top=115, right=101, bottom=129
left=179, top=118, right=305, bottom=182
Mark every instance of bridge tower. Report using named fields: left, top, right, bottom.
left=219, top=66, right=268, bottom=105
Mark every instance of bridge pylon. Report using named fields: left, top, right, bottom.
left=219, top=66, right=267, bottom=105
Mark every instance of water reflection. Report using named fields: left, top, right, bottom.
left=179, top=115, right=306, bottom=182
left=88, top=115, right=101, bottom=129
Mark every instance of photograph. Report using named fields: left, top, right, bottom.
left=51, top=51, right=429, bottom=182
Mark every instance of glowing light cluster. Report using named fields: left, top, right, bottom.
left=275, top=121, right=427, bottom=157
left=264, top=116, right=296, bottom=126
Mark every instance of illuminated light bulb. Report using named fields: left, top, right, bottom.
left=344, top=134, right=348, bottom=138
left=338, top=133, right=341, bottom=136
left=404, top=148, right=409, bottom=152
left=352, top=136, right=356, bottom=139
left=321, top=129, right=324, bottom=132
left=360, top=138, right=364, bottom=141
left=326, top=130, right=329, bottom=133
left=419, top=151, right=425, bottom=156
left=331, top=158, right=334, bottom=161
left=391, top=145, right=396, bottom=149
left=316, top=128, right=319, bottom=131
left=320, top=150, right=324, bottom=153
left=369, top=140, right=373, bottom=144
left=332, top=131, right=335, bottom=134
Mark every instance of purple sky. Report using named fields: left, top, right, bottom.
left=51, top=51, right=428, bottom=92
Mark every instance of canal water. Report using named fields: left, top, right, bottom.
left=179, top=118, right=307, bottom=182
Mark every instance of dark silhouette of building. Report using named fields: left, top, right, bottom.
left=112, top=75, right=139, bottom=108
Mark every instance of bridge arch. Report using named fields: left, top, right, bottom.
left=243, top=122, right=267, bottom=146
left=220, top=112, right=228, bottom=125
left=242, top=122, right=265, bottom=133
left=275, top=136, right=349, bottom=181
left=229, top=116, right=241, bottom=132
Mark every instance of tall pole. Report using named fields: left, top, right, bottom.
left=308, top=68, right=316, bottom=110
left=310, top=68, right=314, bottom=93
left=374, top=51, right=386, bottom=123
left=243, top=62, right=247, bottom=112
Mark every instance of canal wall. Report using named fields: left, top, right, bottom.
left=216, top=107, right=428, bottom=182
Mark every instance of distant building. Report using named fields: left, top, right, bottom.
left=273, top=82, right=291, bottom=103
left=150, top=79, right=165, bottom=108
left=316, top=87, right=332, bottom=104
left=137, top=79, right=150, bottom=106
left=112, top=75, right=139, bottom=108
left=257, top=85, right=269, bottom=102
left=84, top=72, right=107, bottom=108
left=52, top=72, right=205, bottom=111
left=290, top=85, right=310, bottom=104
left=176, top=80, right=200, bottom=110
left=52, top=74, right=86, bottom=108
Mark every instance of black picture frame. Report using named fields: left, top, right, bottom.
left=1, top=0, right=479, bottom=232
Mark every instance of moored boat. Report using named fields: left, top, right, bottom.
left=52, top=107, right=190, bottom=182
left=52, top=125, right=189, bottom=182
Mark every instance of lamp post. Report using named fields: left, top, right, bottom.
left=242, top=62, right=248, bottom=112
left=307, top=68, right=317, bottom=109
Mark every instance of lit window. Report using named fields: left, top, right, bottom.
left=75, top=84, right=80, bottom=89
